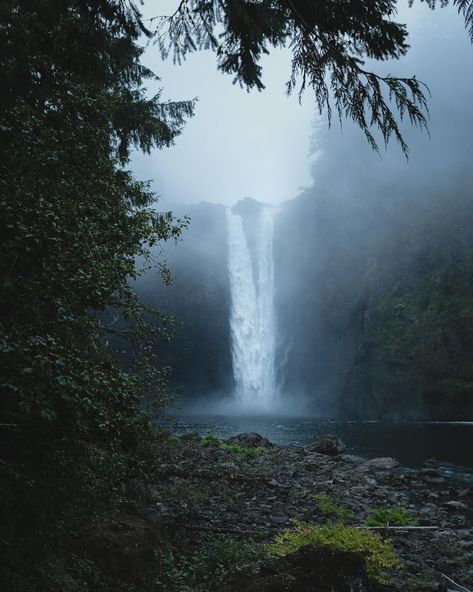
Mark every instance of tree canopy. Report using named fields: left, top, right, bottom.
left=152, top=0, right=473, bottom=155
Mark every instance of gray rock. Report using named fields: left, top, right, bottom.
left=363, top=457, right=400, bottom=470
left=308, top=434, right=346, bottom=456
left=341, top=454, right=366, bottom=463
left=444, top=500, right=468, bottom=510
left=226, top=432, right=273, bottom=448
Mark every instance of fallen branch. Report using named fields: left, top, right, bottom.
left=439, top=572, right=472, bottom=592
left=356, top=526, right=439, bottom=531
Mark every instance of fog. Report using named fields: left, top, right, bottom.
left=134, top=2, right=473, bottom=419
left=132, top=1, right=315, bottom=205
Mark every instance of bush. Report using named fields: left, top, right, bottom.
left=366, top=506, right=418, bottom=527
left=201, top=433, right=220, bottom=446
left=220, top=443, right=265, bottom=460
left=157, top=535, right=267, bottom=591
left=313, top=493, right=355, bottom=522
left=271, top=521, right=401, bottom=582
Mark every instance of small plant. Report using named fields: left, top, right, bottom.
left=201, top=433, right=220, bottom=446
left=220, top=443, right=265, bottom=460
left=270, top=521, right=401, bottom=582
left=164, top=435, right=181, bottom=446
left=313, top=493, right=355, bottom=522
left=366, top=506, right=418, bottom=527
left=193, top=534, right=267, bottom=581
left=156, top=535, right=267, bottom=591
left=156, top=550, right=195, bottom=592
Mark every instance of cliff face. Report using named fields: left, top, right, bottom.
left=274, top=188, right=473, bottom=420
left=339, top=231, right=473, bottom=420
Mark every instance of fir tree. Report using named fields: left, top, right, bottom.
left=154, top=0, right=473, bottom=156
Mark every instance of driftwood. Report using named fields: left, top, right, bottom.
left=439, top=572, right=472, bottom=592
left=356, top=525, right=439, bottom=531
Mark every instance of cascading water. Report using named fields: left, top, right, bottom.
left=226, top=206, right=277, bottom=412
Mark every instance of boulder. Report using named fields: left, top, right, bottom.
left=363, top=457, right=400, bottom=470
left=226, top=432, right=273, bottom=448
left=308, top=435, right=346, bottom=456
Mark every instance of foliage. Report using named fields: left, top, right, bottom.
left=271, top=521, right=401, bottom=582
left=165, top=435, right=183, bottom=446
left=366, top=506, right=419, bottom=527
left=313, top=493, right=355, bottom=522
left=152, top=0, right=473, bottom=155
left=220, top=442, right=266, bottom=460
left=201, top=433, right=220, bottom=445
left=156, top=535, right=267, bottom=591
left=0, top=1, right=193, bottom=590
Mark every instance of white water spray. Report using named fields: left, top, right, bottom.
left=226, top=206, right=277, bottom=412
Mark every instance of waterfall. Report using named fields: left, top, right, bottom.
left=226, top=206, right=277, bottom=412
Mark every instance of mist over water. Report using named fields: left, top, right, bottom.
left=226, top=206, right=278, bottom=413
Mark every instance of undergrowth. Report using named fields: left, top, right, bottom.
left=201, top=433, right=220, bottom=446
left=366, top=506, right=418, bottom=527
left=156, top=534, right=267, bottom=591
left=270, top=521, right=401, bottom=583
left=220, top=443, right=265, bottom=460
left=313, top=493, right=355, bottom=522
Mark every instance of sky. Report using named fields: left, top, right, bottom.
left=132, top=1, right=473, bottom=207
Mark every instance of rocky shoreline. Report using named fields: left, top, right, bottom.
left=148, top=432, right=472, bottom=591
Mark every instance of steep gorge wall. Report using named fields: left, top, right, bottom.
left=274, top=187, right=473, bottom=420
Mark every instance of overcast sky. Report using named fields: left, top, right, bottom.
left=132, top=1, right=472, bottom=207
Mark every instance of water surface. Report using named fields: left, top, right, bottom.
left=164, top=415, right=473, bottom=470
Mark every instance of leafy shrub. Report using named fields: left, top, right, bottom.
left=157, top=535, right=266, bottom=591
left=201, top=433, right=220, bottom=446
left=165, top=435, right=182, bottom=446
left=366, top=506, right=418, bottom=527
left=220, top=443, right=265, bottom=460
left=271, top=521, right=401, bottom=582
left=313, top=493, right=355, bottom=522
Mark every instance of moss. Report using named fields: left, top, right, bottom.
left=270, top=521, right=401, bottom=583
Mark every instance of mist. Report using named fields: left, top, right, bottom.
left=134, top=2, right=473, bottom=420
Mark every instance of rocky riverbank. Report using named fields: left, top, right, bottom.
left=147, top=432, right=472, bottom=591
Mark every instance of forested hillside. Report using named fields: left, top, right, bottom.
left=276, top=178, right=473, bottom=419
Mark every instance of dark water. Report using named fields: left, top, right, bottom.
left=163, top=415, right=473, bottom=470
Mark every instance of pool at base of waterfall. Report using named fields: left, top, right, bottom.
left=161, top=414, right=473, bottom=473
